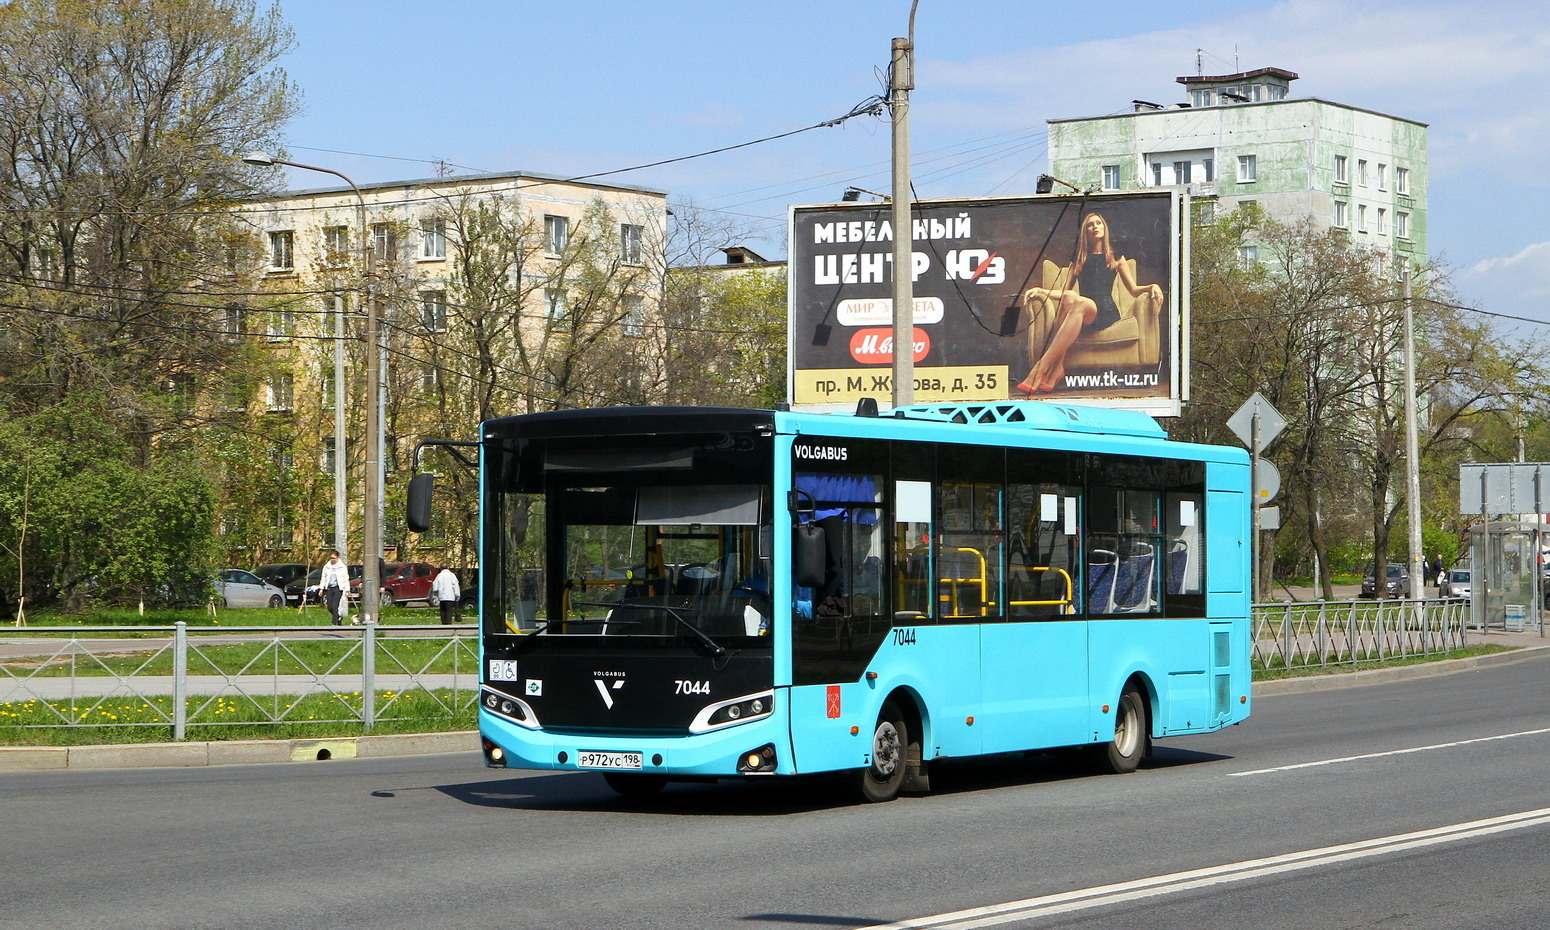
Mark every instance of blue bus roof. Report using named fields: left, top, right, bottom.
left=884, top=402, right=1167, bottom=438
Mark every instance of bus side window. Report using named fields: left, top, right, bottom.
left=1165, top=491, right=1205, bottom=597
left=893, top=479, right=932, bottom=620
left=1007, top=484, right=1079, bottom=619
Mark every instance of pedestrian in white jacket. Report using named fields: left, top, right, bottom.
left=432, top=566, right=462, bottom=625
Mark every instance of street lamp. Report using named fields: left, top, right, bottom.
left=241, top=151, right=383, bottom=623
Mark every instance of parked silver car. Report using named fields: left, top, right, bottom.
left=1442, top=568, right=1471, bottom=598
left=215, top=569, right=285, bottom=609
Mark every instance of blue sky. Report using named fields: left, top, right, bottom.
left=271, top=0, right=1550, bottom=331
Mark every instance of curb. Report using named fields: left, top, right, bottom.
left=0, top=730, right=478, bottom=773
left=1254, top=643, right=1550, bottom=695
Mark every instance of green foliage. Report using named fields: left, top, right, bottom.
left=0, top=394, right=219, bottom=607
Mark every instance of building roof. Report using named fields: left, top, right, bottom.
left=1047, top=97, right=1428, bottom=129
left=249, top=168, right=668, bottom=201
left=1177, top=67, right=1299, bottom=86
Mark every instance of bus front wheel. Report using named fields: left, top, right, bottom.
left=855, top=701, right=909, bottom=802
left=1099, top=686, right=1148, bottom=774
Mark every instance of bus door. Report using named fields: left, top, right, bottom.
left=979, top=455, right=1091, bottom=753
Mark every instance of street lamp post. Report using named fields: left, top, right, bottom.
left=242, top=152, right=382, bottom=623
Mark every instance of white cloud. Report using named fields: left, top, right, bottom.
left=1458, top=241, right=1550, bottom=324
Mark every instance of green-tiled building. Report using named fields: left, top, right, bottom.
left=1048, top=67, right=1427, bottom=268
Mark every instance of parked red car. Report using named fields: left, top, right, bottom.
left=377, top=561, right=436, bottom=607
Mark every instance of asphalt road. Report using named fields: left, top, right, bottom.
left=4, top=650, right=1550, bottom=929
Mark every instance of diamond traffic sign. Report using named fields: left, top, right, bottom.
left=1227, top=392, right=1287, bottom=450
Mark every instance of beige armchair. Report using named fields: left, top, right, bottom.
left=1022, top=259, right=1162, bottom=370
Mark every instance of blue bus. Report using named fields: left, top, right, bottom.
left=408, top=401, right=1252, bottom=801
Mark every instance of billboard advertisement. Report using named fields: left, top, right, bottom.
left=788, top=192, right=1182, bottom=413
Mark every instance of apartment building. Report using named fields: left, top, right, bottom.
left=1049, top=67, right=1428, bottom=268
left=232, top=169, right=668, bottom=558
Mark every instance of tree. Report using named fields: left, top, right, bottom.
left=641, top=200, right=786, bottom=408
left=0, top=0, right=299, bottom=605
left=1177, top=208, right=1542, bottom=598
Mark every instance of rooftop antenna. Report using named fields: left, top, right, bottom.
left=1196, top=48, right=1203, bottom=76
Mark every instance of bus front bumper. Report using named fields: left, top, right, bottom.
left=480, top=709, right=794, bottom=778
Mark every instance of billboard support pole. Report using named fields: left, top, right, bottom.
left=889, top=14, right=916, bottom=408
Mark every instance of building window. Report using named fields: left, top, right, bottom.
left=544, top=215, right=568, bottom=256
left=267, top=308, right=294, bottom=340
left=1202, top=158, right=1215, bottom=182
left=222, top=382, right=248, bottom=413
left=1377, top=163, right=1388, bottom=191
left=1237, top=199, right=1258, bottom=213
left=545, top=287, right=566, bottom=319
left=1356, top=159, right=1368, bottom=187
left=269, top=516, right=293, bottom=550
left=1334, top=201, right=1348, bottom=228
left=267, top=230, right=294, bottom=271
left=1173, top=160, right=1191, bottom=185
left=321, top=370, right=336, bottom=410
left=420, top=290, right=448, bottom=332
left=420, top=218, right=447, bottom=260
left=623, top=294, right=645, bottom=337
left=421, top=364, right=439, bottom=394
left=1397, top=211, right=1410, bottom=239
left=1191, top=89, right=1214, bottom=108
left=1376, top=208, right=1387, bottom=235
left=1238, top=245, right=1258, bottom=264
left=1101, top=165, right=1120, bottom=190
left=620, top=223, right=644, bottom=265
left=323, top=225, right=349, bottom=266
left=1396, top=167, right=1410, bottom=194
left=267, top=373, right=293, bottom=411
left=1237, top=154, right=1257, bottom=182
left=371, top=223, right=396, bottom=265
left=1334, top=155, right=1348, bottom=183
left=1356, top=204, right=1368, bottom=232
left=323, top=438, right=337, bottom=477
left=223, top=306, right=245, bottom=340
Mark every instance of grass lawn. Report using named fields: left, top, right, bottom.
left=0, top=689, right=476, bottom=747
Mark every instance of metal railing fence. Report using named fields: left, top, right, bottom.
left=0, top=602, right=1481, bottom=740
left=0, top=621, right=477, bottom=740
left=1251, top=597, right=1470, bottom=672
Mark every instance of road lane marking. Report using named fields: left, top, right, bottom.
left=1227, top=725, right=1550, bottom=777
left=857, top=807, right=1550, bottom=929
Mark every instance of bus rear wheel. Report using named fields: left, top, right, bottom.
left=604, top=772, right=667, bottom=799
left=1099, top=685, right=1148, bottom=774
left=854, top=701, right=909, bottom=803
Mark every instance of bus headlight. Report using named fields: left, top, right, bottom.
left=481, top=687, right=541, bottom=729
left=689, top=691, right=775, bottom=733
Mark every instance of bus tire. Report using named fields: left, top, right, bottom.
left=1099, top=685, right=1148, bottom=774
left=604, top=772, right=667, bottom=799
left=854, top=701, right=909, bottom=803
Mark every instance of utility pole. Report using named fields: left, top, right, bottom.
left=889, top=3, right=919, bottom=409
left=1402, top=273, right=1424, bottom=601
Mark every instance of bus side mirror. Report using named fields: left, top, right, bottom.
left=794, top=523, right=826, bottom=589
left=406, top=473, right=435, bottom=534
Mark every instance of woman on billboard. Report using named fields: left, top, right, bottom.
left=1015, top=211, right=1165, bottom=395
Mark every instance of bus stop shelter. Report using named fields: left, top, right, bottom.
left=1467, top=520, right=1547, bottom=635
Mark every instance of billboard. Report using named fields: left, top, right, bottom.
left=788, top=192, right=1183, bottom=413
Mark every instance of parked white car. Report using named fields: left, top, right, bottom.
left=1442, top=568, right=1471, bottom=598
left=215, top=569, right=286, bottom=609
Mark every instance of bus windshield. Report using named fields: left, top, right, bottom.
left=500, top=482, right=773, bottom=643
